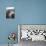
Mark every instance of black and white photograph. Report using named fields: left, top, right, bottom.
left=6, top=7, right=15, bottom=19
left=18, top=25, right=46, bottom=46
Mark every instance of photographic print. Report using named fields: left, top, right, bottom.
left=6, top=7, right=15, bottom=19
left=18, top=24, right=46, bottom=46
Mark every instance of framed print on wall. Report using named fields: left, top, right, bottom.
left=6, top=7, right=15, bottom=19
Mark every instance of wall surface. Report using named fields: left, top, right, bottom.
left=16, top=0, right=46, bottom=24
left=0, top=0, right=18, bottom=44
left=0, top=0, right=46, bottom=45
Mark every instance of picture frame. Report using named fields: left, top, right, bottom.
left=6, top=7, right=15, bottom=19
